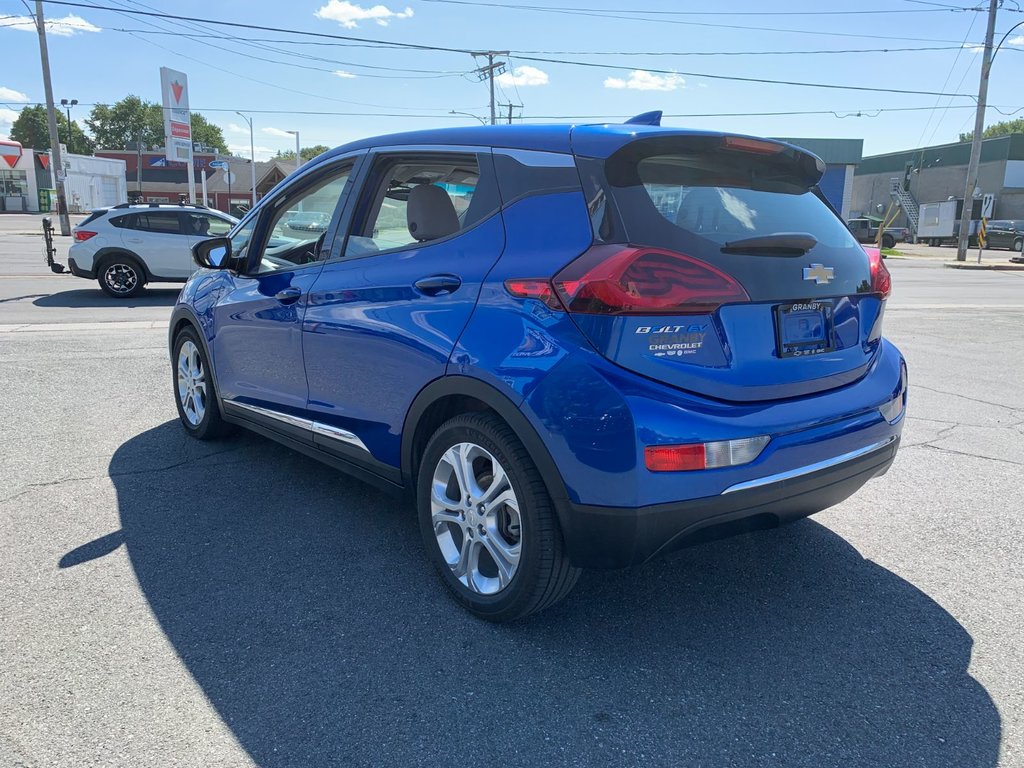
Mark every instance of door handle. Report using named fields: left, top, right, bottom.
left=414, top=274, right=462, bottom=297
left=275, top=287, right=302, bottom=304
left=126, top=237, right=143, bottom=243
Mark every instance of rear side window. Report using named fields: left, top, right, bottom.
left=343, top=153, right=498, bottom=258
left=110, top=212, right=183, bottom=234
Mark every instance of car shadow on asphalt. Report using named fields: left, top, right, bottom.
left=33, top=287, right=180, bottom=309
left=87, top=421, right=999, bottom=767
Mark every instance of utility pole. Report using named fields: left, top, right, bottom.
left=499, top=103, right=523, bottom=124
left=956, top=0, right=999, bottom=262
left=33, top=1, right=70, bottom=235
left=472, top=52, right=508, bottom=125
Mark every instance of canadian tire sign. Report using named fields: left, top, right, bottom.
left=160, top=67, right=191, bottom=163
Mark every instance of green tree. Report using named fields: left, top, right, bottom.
left=9, top=105, right=94, bottom=154
left=274, top=144, right=331, bottom=163
left=85, top=95, right=228, bottom=153
left=959, top=118, right=1024, bottom=143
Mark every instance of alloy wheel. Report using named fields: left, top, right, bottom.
left=430, top=442, right=522, bottom=595
left=103, top=263, right=139, bottom=295
left=177, top=340, right=207, bottom=426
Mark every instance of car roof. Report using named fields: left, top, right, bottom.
left=304, top=122, right=819, bottom=170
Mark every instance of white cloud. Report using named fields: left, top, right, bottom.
left=1009, top=35, right=1024, bottom=46
left=962, top=43, right=985, bottom=53
left=496, top=65, right=549, bottom=87
left=314, top=1, right=413, bottom=28
left=0, top=107, right=18, bottom=140
left=226, top=123, right=250, bottom=134
left=262, top=126, right=295, bottom=138
left=0, top=86, right=29, bottom=102
left=227, top=144, right=277, bottom=162
left=333, top=70, right=357, bottom=79
left=0, top=13, right=101, bottom=36
left=604, top=70, right=685, bottom=92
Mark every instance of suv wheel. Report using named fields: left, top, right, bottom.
left=98, top=255, right=145, bottom=298
left=172, top=328, right=231, bottom=440
left=417, top=413, right=580, bottom=622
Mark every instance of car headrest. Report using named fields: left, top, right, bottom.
left=407, top=184, right=460, bottom=242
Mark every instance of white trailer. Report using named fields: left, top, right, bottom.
left=917, top=198, right=983, bottom=246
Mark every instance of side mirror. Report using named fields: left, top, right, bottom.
left=193, top=237, right=232, bottom=269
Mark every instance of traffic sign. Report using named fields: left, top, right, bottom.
left=981, top=193, right=995, bottom=219
left=209, top=160, right=229, bottom=169
left=223, top=171, right=237, bottom=186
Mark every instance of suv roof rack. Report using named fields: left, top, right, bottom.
left=624, top=110, right=662, bottom=126
left=111, top=202, right=211, bottom=210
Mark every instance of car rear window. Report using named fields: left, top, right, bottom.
left=583, top=136, right=857, bottom=253
left=78, top=210, right=105, bottom=227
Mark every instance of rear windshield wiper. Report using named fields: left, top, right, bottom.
left=721, top=232, right=817, bottom=256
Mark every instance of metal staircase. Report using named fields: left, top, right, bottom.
left=889, top=177, right=920, bottom=235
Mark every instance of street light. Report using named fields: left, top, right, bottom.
left=59, top=97, right=77, bottom=147
left=235, top=111, right=257, bottom=209
left=449, top=109, right=487, bottom=125
left=285, top=130, right=300, bottom=173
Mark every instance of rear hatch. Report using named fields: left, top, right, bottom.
left=567, top=133, right=890, bottom=402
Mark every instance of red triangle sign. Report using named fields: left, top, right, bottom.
left=171, top=81, right=184, bottom=103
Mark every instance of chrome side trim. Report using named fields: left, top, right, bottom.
left=312, top=421, right=370, bottom=454
left=720, top=436, right=897, bottom=495
left=224, top=401, right=371, bottom=454
left=225, top=401, right=313, bottom=431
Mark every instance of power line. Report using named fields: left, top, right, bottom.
left=35, top=1, right=983, bottom=99
left=422, top=0, right=979, bottom=15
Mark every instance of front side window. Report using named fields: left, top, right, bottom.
left=183, top=213, right=234, bottom=237
left=250, top=166, right=352, bottom=274
left=343, top=154, right=483, bottom=258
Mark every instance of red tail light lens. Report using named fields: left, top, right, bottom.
left=503, top=278, right=564, bottom=311
left=73, top=230, right=97, bottom=242
left=552, top=245, right=749, bottom=315
left=864, top=247, right=891, bottom=299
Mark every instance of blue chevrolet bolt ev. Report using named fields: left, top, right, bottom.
left=170, top=115, right=906, bottom=621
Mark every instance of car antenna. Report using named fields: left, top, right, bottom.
left=624, top=110, right=662, bottom=126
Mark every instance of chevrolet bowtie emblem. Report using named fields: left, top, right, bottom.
left=803, top=263, right=835, bottom=285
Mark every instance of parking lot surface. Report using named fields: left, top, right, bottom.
left=1, top=219, right=1022, bottom=767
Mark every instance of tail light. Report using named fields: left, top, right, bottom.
left=864, top=247, right=891, bottom=299
left=645, top=435, right=770, bottom=472
left=74, top=230, right=97, bottom=242
left=506, top=245, right=749, bottom=315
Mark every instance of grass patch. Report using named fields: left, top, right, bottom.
left=881, top=248, right=904, bottom=257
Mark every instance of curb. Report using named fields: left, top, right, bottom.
left=942, top=261, right=1024, bottom=271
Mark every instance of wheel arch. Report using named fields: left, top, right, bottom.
left=93, top=247, right=151, bottom=283
left=169, top=307, right=222, bottom=397
left=402, top=376, right=570, bottom=516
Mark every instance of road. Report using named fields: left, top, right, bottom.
left=1, top=217, right=1022, bottom=767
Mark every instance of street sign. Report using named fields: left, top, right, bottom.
left=209, top=160, right=229, bottom=169
left=223, top=171, right=237, bottom=185
left=981, top=193, right=995, bottom=219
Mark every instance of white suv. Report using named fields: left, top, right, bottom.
left=68, top=204, right=238, bottom=298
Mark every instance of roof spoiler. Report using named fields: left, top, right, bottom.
left=624, top=110, right=662, bottom=126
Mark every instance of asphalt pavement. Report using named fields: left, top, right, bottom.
left=1, top=215, right=1022, bottom=767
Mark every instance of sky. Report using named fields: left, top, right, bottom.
left=2, top=0, right=1024, bottom=160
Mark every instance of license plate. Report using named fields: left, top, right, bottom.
left=775, top=300, right=835, bottom=358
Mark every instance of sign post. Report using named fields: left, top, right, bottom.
left=160, top=67, right=195, bottom=203
left=979, top=193, right=994, bottom=264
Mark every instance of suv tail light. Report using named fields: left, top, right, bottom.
left=645, top=435, right=770, bottom=472
left=74, top=230, right=97, bottom=242
left=510, top=245, right=749, bottom=315
left=864, top=246, right=891, bottom=299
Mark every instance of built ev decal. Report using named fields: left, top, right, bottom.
left=636, top=324, right=708, bottom=357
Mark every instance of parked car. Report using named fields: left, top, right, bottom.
left=846, top=217, right=908, bottom=250
left=68, top=203, right=238, bottom=298
left=170, top=120, right=907, bottom=621
left=985, top=220, right=1024, bottom=252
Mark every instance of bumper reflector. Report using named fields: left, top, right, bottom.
left=645, top=435, right=770, bottom=472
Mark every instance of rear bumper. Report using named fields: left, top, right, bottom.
left=67, top=256, right=95, bottom=280
left=560, top=435, right=899, bottom=569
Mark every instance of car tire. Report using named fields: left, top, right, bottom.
left=417, top=412, right=580, bottom=622
left=881, top=234, right=895, bottom=249
left=98, top=254, right=146, bottom=299
left=1014, top=238, right=1023, bottom=252
left=172, top=327, right=232, bottom=440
